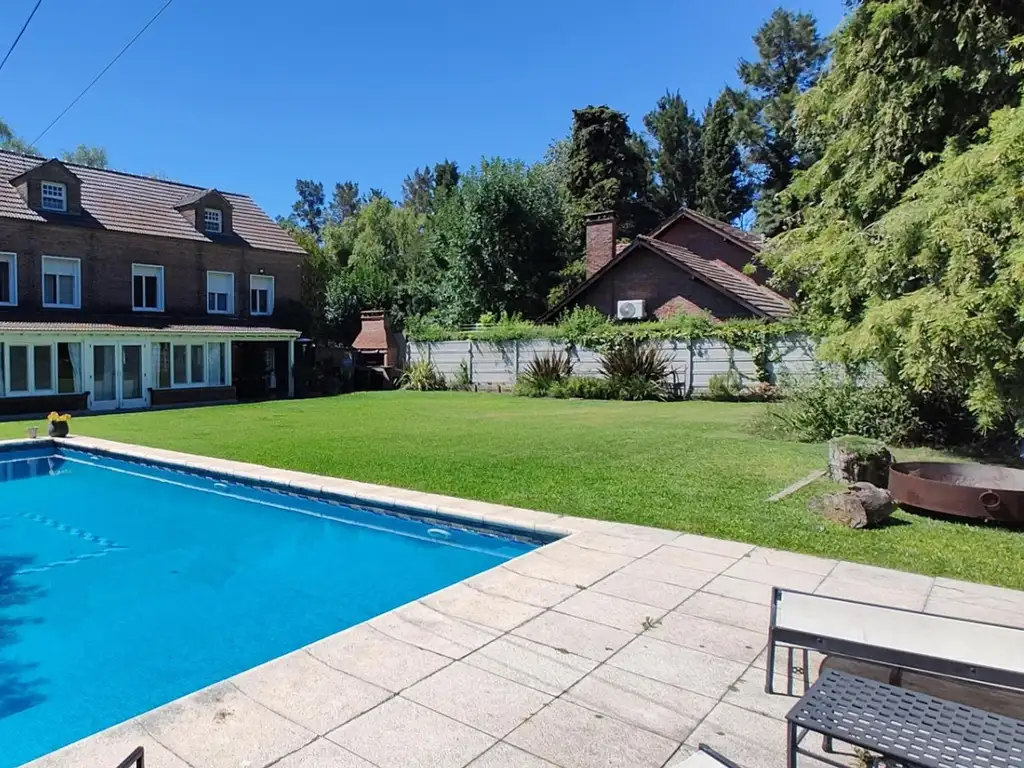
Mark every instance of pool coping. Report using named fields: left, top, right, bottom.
left=13, top=436, right=1024, bottom=768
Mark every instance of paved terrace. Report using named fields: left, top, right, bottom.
left=25, top=436, right=1024, bottom=768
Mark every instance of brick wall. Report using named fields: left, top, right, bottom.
left=585, top=213, right=617, bottom=277
left=572, top=246, right=752, bottom=319
left=0, top=219, right=303, bottom=319
left=657, top=218, right=773, bottom=286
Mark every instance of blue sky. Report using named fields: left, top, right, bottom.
left=1, top=0, right=846, bottom=218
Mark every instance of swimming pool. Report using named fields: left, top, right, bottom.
left=0, top=443, right=545, bottom=767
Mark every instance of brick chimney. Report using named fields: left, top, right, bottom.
left=585, top=211, right=617, bottom=277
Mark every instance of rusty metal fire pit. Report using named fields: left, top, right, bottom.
left=889, top=462, right=1024, bottom=524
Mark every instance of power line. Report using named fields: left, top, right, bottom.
left=0, top=0, right=44, bottom=76
left=31, top=0, right=173, bottom=145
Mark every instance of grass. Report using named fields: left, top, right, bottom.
left=4, top=392, right=1023, bottom=589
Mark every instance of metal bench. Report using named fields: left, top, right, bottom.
left=675, top=745, right=742, bottom=767
left=765, top=587, right=1024, bottom=698
left=786, top=668, right=1024, bottom=767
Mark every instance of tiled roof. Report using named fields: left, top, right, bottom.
left=649, top=207, right=764, bottom=253
left=0, top=150, right=305, bottom=255
left=0, top=319, right=300, bottom=337
left=653, top=295, right=717, bottom=321
left=638, top=236, right=791, bottom=318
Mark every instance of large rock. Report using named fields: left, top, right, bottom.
left=828, top=436, right=893, bottom=488
left=813, top=482, right=894, bottom=529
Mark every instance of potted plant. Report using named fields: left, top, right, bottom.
left=47, top=412, right=71, bottom=438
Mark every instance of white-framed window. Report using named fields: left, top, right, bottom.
left=41, top=256, right=81, bottom=309
left=132, top=264, right=164, bottom=312
left=161, top=341, right=227, bottom=387
left=204, top=208, right=223, bottom=234
left=250, top=274, right=274, bottom=316
left=206, top=271, right=234, bottom=314
left=0, top=252, right=16, bottom=306
left=2, top=341, right=82, bottom=396
left=41, top=181, right=67, bottom=212
left=207, top=342, right=227, bottom=385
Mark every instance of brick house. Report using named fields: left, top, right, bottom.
left=0, top=149, right=306, bottom=416
left=542, top=208, right=791, bottom=322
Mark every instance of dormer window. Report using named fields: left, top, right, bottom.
left=41, top=182, right=67, bottom=212
left=204, top=208, right=223, bottom=234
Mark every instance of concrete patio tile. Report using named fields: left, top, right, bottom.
left=744, top=547, right=837, bottom=576
left=701, top=574, right=775, bottom=605
left=591, top=571, right=694, bottom=610
left=554, top=589, right=666, bottom=633
left=231, top=651, right=391, bottom=735
left=139, top=682, right=314, bottom=768
left=829, top=560, right=934, bottom=592
left=328, top=697, right=495, bottom=768
left=618, top=558, right=717, bottom=589
left=814, top=575, right=928, bottom=611
left=643, top=546, right=739, bottom=574
left=569, top=531, right=662, bottom=558
left=565, top=664, right=716, bottom=741
left=307, top=624, right=450, bottom=693
left=554, top=515, right=620, bottom=534
left=506, top=698, right=679, bottom=768
left=925, top=596, right=1024, bottom=628
left=462, top=635, right=597, bottom=696
left=481, top=506, right=566, bottom=531
left=685, top=702, right=789, bottom=768
left=24, top=720, right=191, bottom=768
left=605, top=522, right=683, bottom=544
left=670, top=534, right=755, bottom=559
left=675, top=592, right=770, bottom=633
left=404, top=661, right=552, bottom=738
left=371, top=600, right=501, bottom=658
left=505, top=544, right=633, bottom=586
left=465, top=566, right=580, bottom=608
left=422, top=583, right=545, bottom=632
left=648, top=612, right=766, bottom=664
left=721, top=559, right=825, bottom=592
left=664, top=744, right=698, bottom=766
left=722, top=669, right=797, bottom=720
left=467, top=743, right=559, bottom=767
left=512, top=610, right=634, bottom=662
left=608, top=636, right=747, bottom=699
left=272, top=738, right=377, bottom=768
left=931, top=580, right=1024, bottom=613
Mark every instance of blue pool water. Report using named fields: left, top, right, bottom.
left=0, top=446, right=541, bottom=766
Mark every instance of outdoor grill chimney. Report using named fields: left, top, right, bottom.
left=585, top=211, right=617, bottom=278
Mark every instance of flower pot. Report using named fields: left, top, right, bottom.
left=48, top=421, right=69, bottom=438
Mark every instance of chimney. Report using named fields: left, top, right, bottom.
left=585, top=211, right=617, bottom=277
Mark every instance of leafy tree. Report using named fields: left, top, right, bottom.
left=0, top=118, right=35, bottom=154
left=695, top=93, right=751, bottom=222
left=60, top=144, right=109, bottom=168
left=367, top=188, right=388, bottom=202
left=431, top=158, right=571, bottom=323
left=643, top=92, right=702, bottom=215
left=290, top=179, right=325, bottom=236
left=433, top=159, right=460, bottom=196
left=327, top=181, right=361, bottom=224
left=565, top=106, right=657, bottom=237
left=735, top=8, right=828, bottom=235
left=402, top=166, right=435, bottom=214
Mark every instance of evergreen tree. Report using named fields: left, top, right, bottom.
left=695, top=93, right=751, bottom=222
left=643, top=92, right=702, bottom=215
left=290, top=180, right=325, bottom=236
left=402, top=166, right=435, bottom=214
left=433, top=160, right=460, bottom=196
left=327, top=181, right=361, bottom=224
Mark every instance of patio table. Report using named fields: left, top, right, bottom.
left=786, top=668, right=1024, bottom=768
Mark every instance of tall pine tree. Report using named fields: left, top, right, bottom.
left=644, top=92, right=702, bottom=215
left=695, top=93, right=750, bottom=222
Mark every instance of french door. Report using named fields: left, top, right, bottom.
left=90, top=342, right=148, bottom=410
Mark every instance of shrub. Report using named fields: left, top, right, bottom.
left=762, top=370, right=923, bottom=444
left=517, top=350, right=572, bottom=397
left=399, top=360, right=446, bottom=391
left=742, top=381, right=780, bottom=402
left=550, top=376, right=612, bottom=400
left=598, top=339, right=672, bottom=401
left=448, top=360, right=472, bottom=391
left=705, top=371, right=744, bottom=401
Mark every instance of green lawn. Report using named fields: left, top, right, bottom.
left=4, top=393, right=1023, bottom=589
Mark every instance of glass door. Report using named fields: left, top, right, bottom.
left=91, top=344, right=118, bottom=410
left=121, top=344, right=147, bottom=409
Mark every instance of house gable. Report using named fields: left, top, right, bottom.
left=655, top=216, right=773, bottom=285
left=9, top=159, right=84, bottom=216
left=175, top=188, right=235, bottom=237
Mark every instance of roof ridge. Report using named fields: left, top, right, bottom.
left=0, top=148, right=252, bottom=200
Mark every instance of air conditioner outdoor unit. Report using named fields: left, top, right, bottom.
left=616, top=300, right=645, bottom=320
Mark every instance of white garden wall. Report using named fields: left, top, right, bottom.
left=408, top=336, right=816, bottom=394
